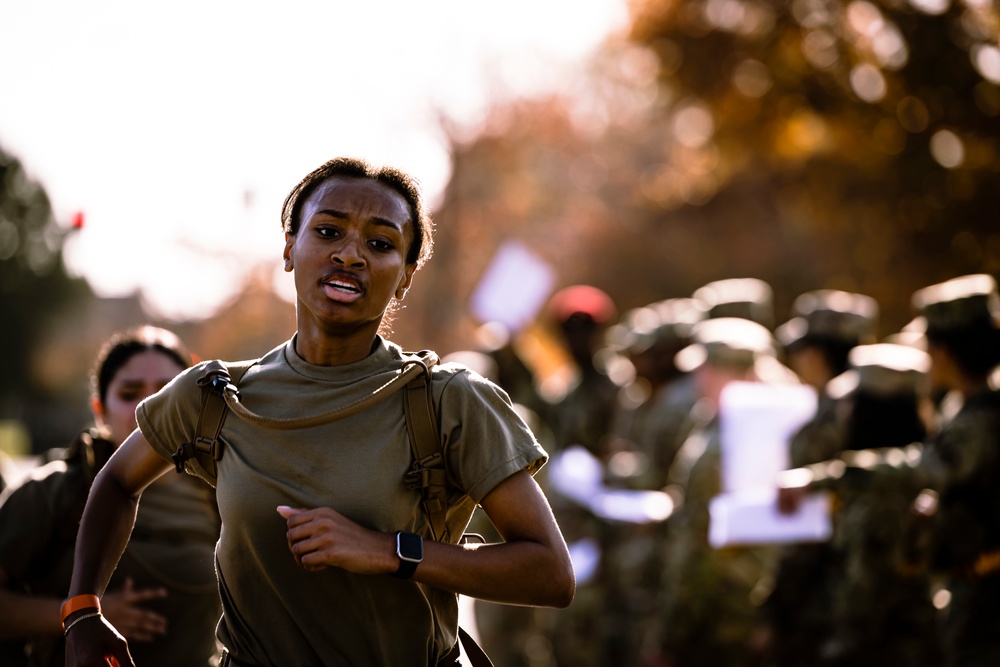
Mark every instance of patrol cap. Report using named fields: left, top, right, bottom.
left=547, top=285, right=617, bottom=325
left=883, top=317, right=927, bottom=350
left=911, top=274, right=1000, bottom=335
left=651, top=297, right=706, bottom=339
left=776, top=290, right=879, bottom=350
left=610, top=298, right=705, bottom=354
left=607, top=306, right=663, bottom=354
left=692, top=277, right=774, bottom=328
left=826, top=343, right=930, bottom=400
left=674, top=317, right=776, bottom=373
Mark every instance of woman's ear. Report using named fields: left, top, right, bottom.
left=283, top=233, right=294, bottom=273
left=395, top=265, right=416, bottom=300
left=91, top=395, right=106, bottom=426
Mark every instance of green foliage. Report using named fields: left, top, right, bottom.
left=0, top=144, right=91, bottom=406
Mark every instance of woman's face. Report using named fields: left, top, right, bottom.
left=94, top=350, right=185, bottom=446
left=283, top=176, right=416, bottom=336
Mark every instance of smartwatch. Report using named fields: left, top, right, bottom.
left=392, top=531, right=423, bottom=579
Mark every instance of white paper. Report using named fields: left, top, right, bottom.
left=708, top=488, right=832, bottom=547
left=710, top=381, right=827, bottom=546
left=718, top=381, right=817, bottom=494
left=469, top=241, right=556, bottom=333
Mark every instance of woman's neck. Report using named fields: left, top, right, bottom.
left=293, top=325, right=380, bottom=366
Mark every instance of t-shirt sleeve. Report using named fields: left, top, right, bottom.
left=136, top=362, right=213, bottom=464
left=437, top=366, right=548, bottom=504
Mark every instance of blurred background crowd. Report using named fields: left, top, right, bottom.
left=2, top=0, right=999, bottom=665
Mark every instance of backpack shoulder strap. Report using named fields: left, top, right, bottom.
left=401, top=350, right=450, bottom=543
left=171, top=359, right=259, bottom=487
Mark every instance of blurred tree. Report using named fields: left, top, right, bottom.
left=624, top=0, right=1000, bottom=327
left=404, top=0, right=999, bottom=357
left=0, top=143, right=92, bottom=427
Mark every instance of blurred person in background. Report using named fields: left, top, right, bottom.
left=691, top=277, right=798, bottom=386
left=766, top=289, right=879, bottom=667
left=544, top=284, right=621, bottom=458
left=0, top=326, right=222, bottom=667
left=536, top=284, right=622, bottom=667
left=779, top=273, right=1000, bottom=667
left=63, top=157, right=573, bottom=667
left=656, top=317, right=791, bottom=667
left=603, top=297, right=704, bottom=490
left=470, top=322, right=547, bottom=421
left=578, top=297, right=701, bottom=666
left=817, top=343, right=942, bottom=666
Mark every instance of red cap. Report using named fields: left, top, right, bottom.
left=547, top=285, right=616, bottom=325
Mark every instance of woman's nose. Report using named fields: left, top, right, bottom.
left=331, top=238, right=366, bottom=267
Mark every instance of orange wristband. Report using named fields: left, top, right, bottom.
left=60, top=594, right=101, bottom=628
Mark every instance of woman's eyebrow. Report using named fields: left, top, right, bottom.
left=315, top=208, right=404, bottom=232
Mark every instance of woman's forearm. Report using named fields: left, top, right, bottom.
left=0, top=589, right=61, bottom=639
left=415, top=537, right=575, bottom=608
left=68, top=466, right=140, bottom=599
left=68, top=429, right=171, bottom=600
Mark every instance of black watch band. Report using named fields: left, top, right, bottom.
left=392, top=531, right=423, bottom=579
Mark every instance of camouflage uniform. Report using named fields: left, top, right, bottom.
left=765, top=394, right=846, bottom=667
left=658, top=317, right=785, bottom=667
left=767, top=290, right=878, bottom=667
left=820, top=344, right=941, bottom=666
left=587, top=300, right=705, bottom=665
left=536, top=285, right=622, bottom=667
left=794, top=275, right=1000, bottom=667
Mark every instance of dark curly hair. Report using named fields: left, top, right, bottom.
left=280, top=157, right=434, bottom=269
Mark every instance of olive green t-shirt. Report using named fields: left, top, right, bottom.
left=0, top=435, right=221, bottom=667
left=137, top=336, right=546, bottom=667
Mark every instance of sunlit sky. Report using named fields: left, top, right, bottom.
left=0, top=0, right=628, bottom=320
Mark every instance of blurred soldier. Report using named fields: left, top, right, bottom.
left=779, top=274, right=1000, bottom=667
left=821, top=344, right=942, bottom=666
left=544, top=284, right=621, bottom=457
left=604, top=297, right=704, bottom=489
left=692, top=277, right=799, bottom=385
left=538, top=285, right=621, bottom=667
left=766, top=290, right=879, bottom=667
left=590, top=298, right=703, bottom=665
left=657, top=317, right=790, bottom=667
left=472, top=322, right=548, bottom=420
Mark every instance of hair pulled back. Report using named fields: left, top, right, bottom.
left=91, top=325, right=193, bottom=406
left=280, top=157, right=434, bottom=269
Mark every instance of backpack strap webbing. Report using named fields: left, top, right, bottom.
left=171, top=359, right=259, bottom=487
left=402, top=352, right=450, bottom=543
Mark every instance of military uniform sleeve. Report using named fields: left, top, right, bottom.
left=436, top=366, right=547, bottom=504
left=136, top=361, right=215, bottom=463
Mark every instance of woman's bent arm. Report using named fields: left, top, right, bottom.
left=64, top=428, right=173, bottom=667
left=282, top=469, right=576, bottom=607
left=420, top=469, right=575, bottom=607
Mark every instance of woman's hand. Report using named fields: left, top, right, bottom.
left=776, top=485, right=808, bottom=515
left=101, top=577, right=168, bottom=643
left=277, top=506, right=394, bottom=574
left=64, top=612, right=134, bottom=667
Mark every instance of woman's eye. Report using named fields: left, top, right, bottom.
left=316, top=226, right=340, bottom=239
left=370, top=239, right=394, bottom=252
left=117, top=390, right=142, bottom=402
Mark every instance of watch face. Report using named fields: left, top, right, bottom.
left=397, top=531, right=423, bottom=563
